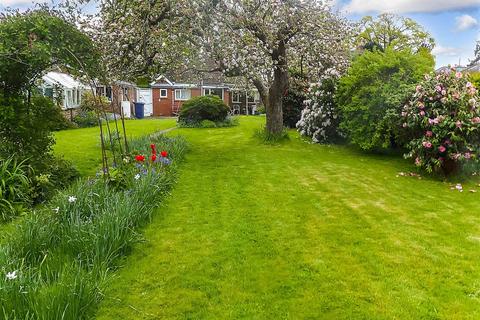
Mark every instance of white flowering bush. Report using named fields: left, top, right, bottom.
left=297, top=69, right=342, bottom=143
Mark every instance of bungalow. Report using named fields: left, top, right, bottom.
left=151, top=76, right=230, bottom=116
left=40, top=71, right=89, bottom=109
left=150, top=76, right=261, bottom=116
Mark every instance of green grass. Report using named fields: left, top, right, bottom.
left=54, top=118, right=177, bottom=176
left=90, top=116, right=480, bottom=319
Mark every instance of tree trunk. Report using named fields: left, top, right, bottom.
left=255, top=42, right=289, bottom=136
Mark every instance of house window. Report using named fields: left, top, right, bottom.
left=175, top=89, right=191, bottom=101
left=122, top=87, right=129, bottom=101
left=66, top=90, right=73, bottom=107
left=203, top=88, right=223, bottom=99
left=232, top=91, right=241, bottom=103
left=160, top=89, right=168, bottom=98
left=44, top=87, right=54, bottom=98
left=247, top=91, right=260, bottom=103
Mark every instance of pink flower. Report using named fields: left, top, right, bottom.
left=425, top=131, right=433, bottom=137
left=415, top=157, right=422, bottom=166
left=472, top=117, right=480, bottom=124
left=438, top=157, right=445, bottom=162
left=422, top=141, right=433, bottom=148
left=455, top=72, right=463, bottom=78
left=452, top=153, right=462, bottom=160
left=420, top=110, right=426, bottom=117
left=444, top=139, right=452, bottom=145
left=467, top=82, right=473, bottom=88
left=416, top=85, right=422, bottom=92
left=417, top=102, right=425, bottom=109
left=452, top=92, right=460, bottom=100
left=465, top=152, right=472, bottom=159
left=438, top=145, right=446, bottom=153
left=456, top=120, right=463, bottom=128
left=428, top=118, right=440, bottom=125
left=435, top=85, right=442, bottom=92
left=441, top=90, right=447, bottom=96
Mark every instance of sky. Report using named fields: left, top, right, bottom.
left=1, top=0, right=480, bottom=68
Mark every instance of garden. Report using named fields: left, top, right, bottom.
left=2, top=2, right=480, bottom=320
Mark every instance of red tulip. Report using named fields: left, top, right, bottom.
left=151, top=154, right=157, bottom=162
left=160, top=151, right=168, bottom=158
left=135, top=155, right=145, bottom=162
left=150, top=144, right=156, bottom=154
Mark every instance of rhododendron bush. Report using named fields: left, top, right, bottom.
left=297, top=68, right=343, bottom=143
left=403, top=70, right=480, bottom=174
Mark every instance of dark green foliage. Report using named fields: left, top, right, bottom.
left=73, top=110, right=98, bottom=128
left=283, top=78, right=307, bottom=128
left=0, top=96, right=58, bottom=173
left=0, top=10, right=100, bottom=95
left=178, top=95, right=230, bottom=125
left=178, top=116, right=239, bottom=128
left=0, top=156, right=32, bottom=221
left=337, top=48, right=434, bottom=150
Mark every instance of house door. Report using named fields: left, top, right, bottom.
left=136, top=88, right=153, bottom=117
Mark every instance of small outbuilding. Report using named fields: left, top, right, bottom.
left=40, top=71, right=90, bottom=109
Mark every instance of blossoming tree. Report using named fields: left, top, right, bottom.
left=195, top=0, right=352, bottom=135
left=89, top=0, right=352, bottom=135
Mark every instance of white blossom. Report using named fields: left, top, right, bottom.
left=6, top=271, right=17, bottom=280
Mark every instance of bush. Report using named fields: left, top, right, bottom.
left=337, top=47, right=434, bottom=150
left=200, top=119, right=216, bottom=128
left=402, top=70, right=480, bottom=175
left=283, top=78, right=308, bottom=128
left=0, top=96, right=57, bottom=173
left=80, top=91, right=110, bottom=112
left=297, top=68, right=343, bottom=143
left=0, top=156, right=32, bottom=221
left=178, top=95, right=230, bottom=125
left=73, top=110, right=98, bottom=128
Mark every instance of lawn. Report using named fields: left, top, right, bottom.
left=54, top=118, right=177, bottom=176
left=74, top=116, right=480, bottom=319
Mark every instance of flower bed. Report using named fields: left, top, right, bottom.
left=0, top=133, right=188, bottom=319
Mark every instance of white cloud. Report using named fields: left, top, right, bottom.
left=0, top=0, right=51, bottom=7
left=432, top=45, right=463, bottom=57
left=343, top=0, right=480, bottom=14
left=456, top=14, right=478, bottom=31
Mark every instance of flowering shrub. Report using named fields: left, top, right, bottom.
left=296, top=68, right=342, bottom=143
left=402, top=70, right=480, bottom=174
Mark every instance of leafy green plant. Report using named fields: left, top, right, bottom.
left=283, top=77, right=307, bottom=128
left=73, top=110, right=98, bottom=128
left=178, top=95, right=230, bottom=125
left=337, top=47, right=434, bottom=150
left=0, top=156, right=32, bottom=221
left=200, top=119, right=217, bottom=128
